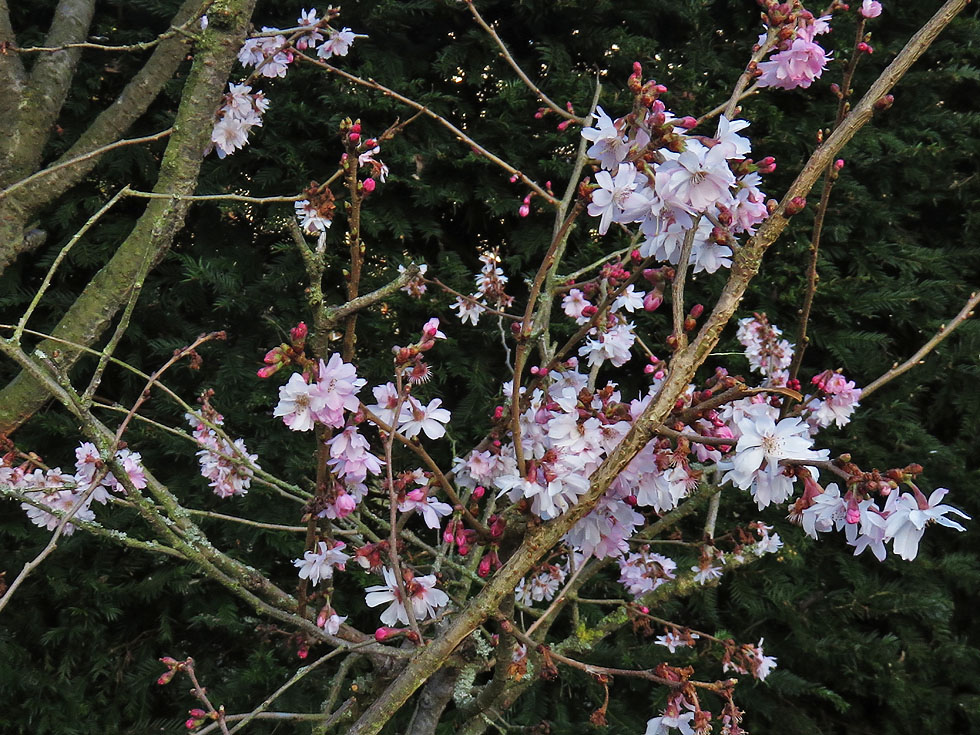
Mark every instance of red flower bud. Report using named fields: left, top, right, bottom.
left=375, top=627, right=402, bottom=642
left=784, top=196, right=807, bottom=216
left=362, top=177, right=376, bottom=192
left=290, top=321, right=308, bottom=344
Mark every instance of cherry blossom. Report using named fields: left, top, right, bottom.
left=397, top=397, right=451, bottom=440
left=588, top=163, right=649, bottom=235
left=884, top=488, right=970, bottom=561
left=398, top=487, right=453, bottom=529
left=581, top=106, right=629, bottom=169
left=364, top=567, right=449, bottom=626
left=757, top=37, right=830, bottom=91
left=294, top=540, right=350, bottom=585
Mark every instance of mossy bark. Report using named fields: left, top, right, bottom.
left=0, top=0, right=258, bottom=434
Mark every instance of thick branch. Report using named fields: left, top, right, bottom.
left=0, top=0, right=258, bottom=435
left=0, top=0, right=205, bottom=271
left=1, top=0, right=96, bottom=185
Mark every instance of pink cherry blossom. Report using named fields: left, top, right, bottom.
left=757, top=38, right=830, bottom=91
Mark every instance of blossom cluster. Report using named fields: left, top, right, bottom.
left=451, top=250, right=514, bottom=326
left=211, top=8, right=360, bottom=158
left=4, top=442, right=146, bottom=535
left=186, top=410, right=259, bottom=499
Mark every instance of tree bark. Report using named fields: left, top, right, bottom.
left=0, top=0, right=258, bottom=434
left=0, top=0, right=204, bottom=273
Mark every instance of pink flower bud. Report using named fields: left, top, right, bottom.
left=874, top=94, right=895, bottom=111
left=472, top=485, right=485, bottom=499
left=644, top=364, right=656, bottom=374
left=478, top=553, right=493, bottom=577
left=443, top=521, right=457, bottom=545
left=689, top=304, right=704, bottom=318
left=510, top=173, right=519, bottom=182
left=644, top=292, right=663, bottom=312
left=349, top=132, right=360, bottom=143
left=362, top=177, right=376, bottom=192
left=188, top=710, right=207, bottom=719
left=757, top=156, right=777, bottom=174
left=834, top=159, right=845, bottom=170
left=375, top=627, right=402, bottom=642
left=518, top=204, right=530, bottom=217
left=297, top=645, right=309, bottom=659
left=493, top=406, right=504, bottom=420
left=557, top=120, right=571, bottom=131
left=256, top=365, right=279, bottom=379
left=859, top=0, right=883, bottom=18
left=677, top=116, right=697, bottom=129
left=333, top=491, right=357, bottom=518
left=640, top=606, right=650, bottom=614
left=857, top=42, right=873, bottom=54
left=157, top=670, right=176, bottom=686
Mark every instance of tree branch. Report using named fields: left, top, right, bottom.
left=861, top=289, right=980, bottom=398
left=0, top=0, right=259, bottom=435
left=341, top=3, right=970, bottom=731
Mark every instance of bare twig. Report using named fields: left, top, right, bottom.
left=0, top=468, right=107, bottom=615
left=14, top=187, right=131, bottom=341
left=463, top=0, right=583, bottom=123
left=671, top=219, right=700, bottom=351
left=296, top=54, right=559, bottom=207
left=862, top=290, right=980, bottom=398
left=788, top=19, right=868, bottom=384
left=224, top=645, right=368, bottom=734
left=0, top=132, right=171, bottom=201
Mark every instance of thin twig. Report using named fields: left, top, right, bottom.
left=15, top=187, right=132, bottom=341
left=0, top=132, right=171, bottom=201
left=862, top=290, right=980, bottom=398
left=295, top=54, right=559, bottom=207
left=9, top=1, right=211, bottom=54
left=127, top=189, right=303, bottom=203
left=671, top=219, right=700, bottom=351
left=464, top=0, right=583, bottom=123
left=0, top=469, right=107, bottom=615
left=82, top=237, right=154, bottom=406
left=185, top=660, right=232, bottom=735
left=383, top=368, right=425, bottom=642
left=225, top=645, right=366, bottom=734
left=788, top=19, right=868, bottom=385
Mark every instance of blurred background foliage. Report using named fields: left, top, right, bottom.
left=1, top=0, right=978, bottom=732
